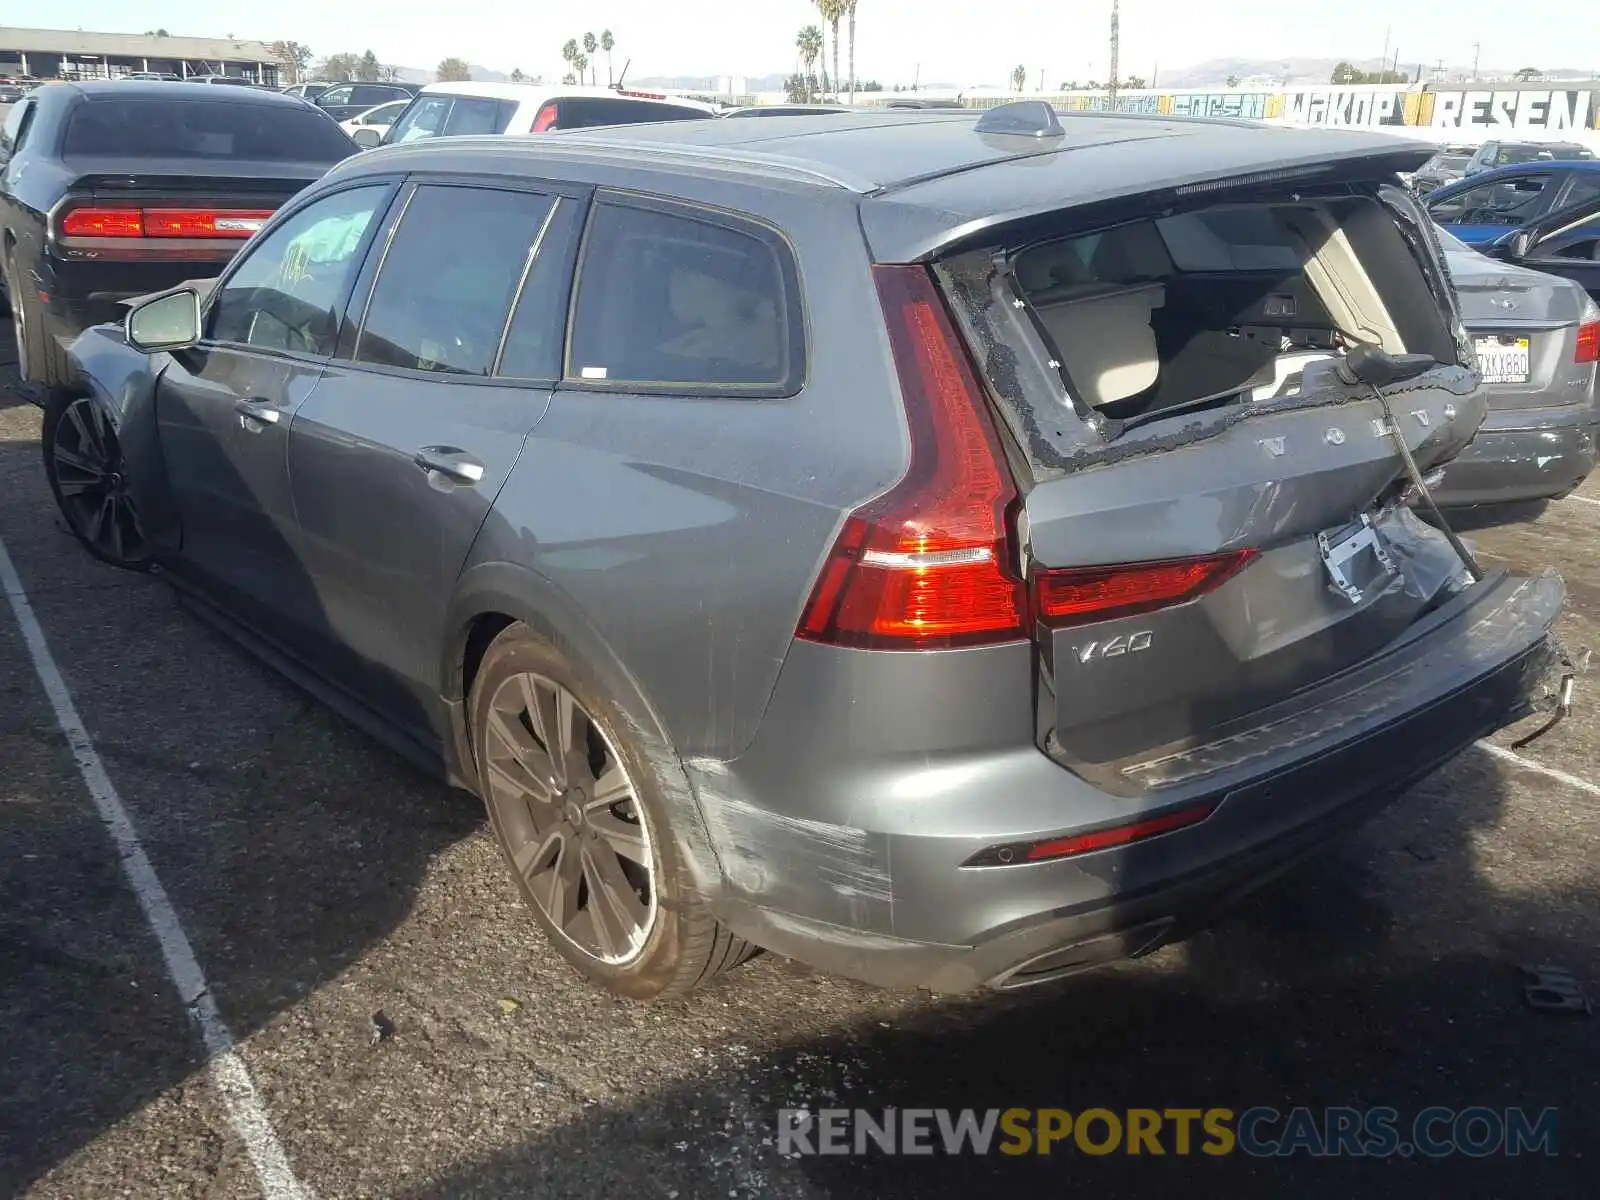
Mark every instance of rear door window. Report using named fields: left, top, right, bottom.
left=389, top=95, right=512, bottom=142
left=555, top=97, right=709, bottom=129
left=355, top=184, right=555, bottom=376
left=565, top=196, right=803, bottom=393
left=63, top=99, right=355, bottom=162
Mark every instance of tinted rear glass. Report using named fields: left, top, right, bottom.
left=556, top=97, right=710, bottom=129
left=64, top=99, right=355, bottom=161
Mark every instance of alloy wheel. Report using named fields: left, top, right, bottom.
left=51, top=398, right=147, bottom=564
left=482, top=673, right=658, bottom=964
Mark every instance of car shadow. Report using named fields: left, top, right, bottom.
left=391, top=753, right=1599, bottom=1198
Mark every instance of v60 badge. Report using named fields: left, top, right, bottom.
left=1074, top=631, right=1153, bottom=664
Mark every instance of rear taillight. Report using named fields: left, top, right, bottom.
left=1576, top=321, right=1599, bottom=364
left=143, top=209, right=274, bottom=238
left=1032, top=550, right=1258, bottom=630
left=531, top=103, right=559, bottom=132
left=795, top=264, right=1027, bottom=651
left=58, top=207, right=273, bottom=239
left=60, top=208, right=143, bottom=237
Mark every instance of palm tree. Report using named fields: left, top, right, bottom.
left=574, top=52, right=589, bottom=86
left=1011, top=64, right=1027, bottom=92
left=601, top=30, right=615, bottom=85
left=562, top=38, right=578, bottom=79
left=816, top=0, right=845, bottom=101
left=797, top=25, right=822, bottom=103
left=583, top=33, right=598, bottom=85
left=845, top=0, right=859, bottom=105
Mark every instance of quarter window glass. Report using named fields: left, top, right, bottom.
left=388, top=96, right=511, bottom=142
left=567, top=201, right=800, bottom=390
left=318, top=86, right=355, bottom=106
left=209, top=186, right=385, bottom=355
left=1560, top=176, right=1600, bottom=209
left=357, top=185, right=554, bottom=375
left=443, top=97, right=507, bottom=135
left=497, top=199, right=586, bottom=380
left=2, top=99, right=29, bottom=148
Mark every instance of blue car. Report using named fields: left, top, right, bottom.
left=1427, top=159, right=1600, bottom=245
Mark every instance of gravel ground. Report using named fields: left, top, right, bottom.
left=2, top=329, right=1599, bottom=1199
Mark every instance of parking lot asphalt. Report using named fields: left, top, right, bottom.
left=2, top=327, right=1599, bottom=1198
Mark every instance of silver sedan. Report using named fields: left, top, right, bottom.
left=1430, top=225, right=1600, bottom=508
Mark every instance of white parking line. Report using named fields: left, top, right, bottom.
left=1476, top=740, right=1600, bottom=798
left=1567, top=494, right=1600, bottom=508
left=0, top=537, right=310, bottom=1200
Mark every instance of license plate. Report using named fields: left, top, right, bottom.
left=1317, top=513, right=1398, bottom=605
left=1474, top=335, right=1531, bottom=385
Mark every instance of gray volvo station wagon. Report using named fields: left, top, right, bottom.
left=53, top=103, right=1572, bottom=999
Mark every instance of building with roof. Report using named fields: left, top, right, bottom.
left=0, top=26, right=282, bottom=85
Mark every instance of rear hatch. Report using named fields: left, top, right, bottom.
left=1444, top=247, right=1599, bottom=411
left=912, top=147, right=1510, bottom=787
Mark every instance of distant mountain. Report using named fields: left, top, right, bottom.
left=389, top=64, right=510, bottom=85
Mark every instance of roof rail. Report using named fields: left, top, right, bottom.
left=974, top=100, right=1064, bottom=139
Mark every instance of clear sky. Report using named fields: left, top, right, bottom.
left=18, top=0, right=1588, bottom=88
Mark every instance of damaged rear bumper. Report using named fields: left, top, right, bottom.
left=1429, top=407, right=1598, bottom=509
left=693, top=570, right=1566, bottom=993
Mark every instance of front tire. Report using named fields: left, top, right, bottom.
left=469, top=625, right=754, bottom=1000
left=42, top=392, right=155, bottom=571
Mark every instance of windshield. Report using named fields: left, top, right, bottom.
left=64, top=98, right=357, bottom=161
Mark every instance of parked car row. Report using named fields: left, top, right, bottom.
left=5, top=98, right=1574, bottom=1001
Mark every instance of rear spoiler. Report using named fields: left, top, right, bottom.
left=860, top=125, right=1436, bottom=263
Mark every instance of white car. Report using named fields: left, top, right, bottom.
left=341, top=99, right=410, bottom=148
left=382, top=82, right=716, bottom=145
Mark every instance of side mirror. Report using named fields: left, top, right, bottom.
left=126, top=288, right=201, bottom=353
left=1506, top=231, right=1534, bottom=260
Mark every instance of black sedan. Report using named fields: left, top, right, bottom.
left=0, top=80, right=357, bottom=392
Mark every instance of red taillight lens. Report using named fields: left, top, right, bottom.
left=143, top=209, right=274, bottom=238
left=796, top=265, right=1027, bottom=651
left=1032, top=550, right=1258, bottom=629
left=964, top=801, right=1219, bottom=866
left=60, top=207, right=143, bottom=237
left=531, top=102, right=559, bottom=132
left=1576, top=321, right=1599, bottom=364
left=59, top=207, right=273, bottom=239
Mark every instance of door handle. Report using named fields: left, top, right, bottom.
left=413, top=445, right=486, bottom=486
left=234, top=397, right=281, bottom=431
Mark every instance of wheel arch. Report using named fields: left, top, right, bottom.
left=442, top=559, right=729, bottom=904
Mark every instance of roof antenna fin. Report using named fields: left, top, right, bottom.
left=974, top=100, right=1065, bottom=138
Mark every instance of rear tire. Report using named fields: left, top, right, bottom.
left=6, top=247, right=74, bottom=390
left=469, top=624, right=755, bottom=1000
